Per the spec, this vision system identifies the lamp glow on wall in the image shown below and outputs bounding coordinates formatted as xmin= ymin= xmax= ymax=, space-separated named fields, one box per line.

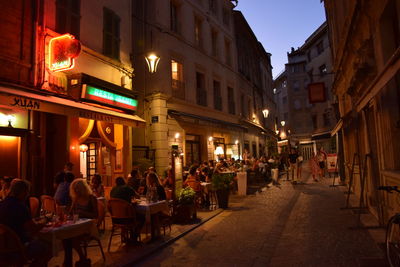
xmin=215 ymin=146 xmax=224 ymax=155
xmin=262 ymin=109 xmax=269 ymax=118
xmin=145 ymin=54 xmax=160 ymax=73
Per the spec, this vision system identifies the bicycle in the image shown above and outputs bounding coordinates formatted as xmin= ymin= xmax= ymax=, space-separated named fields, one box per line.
xmin=378 ymin=185 xmax=400 ymax=267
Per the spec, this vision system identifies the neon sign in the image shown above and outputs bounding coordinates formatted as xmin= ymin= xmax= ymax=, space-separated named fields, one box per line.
xmin=48 ymin=34 xmax=81 ymax=72
xmin=83 ymin=85 xmax=138 ymax=111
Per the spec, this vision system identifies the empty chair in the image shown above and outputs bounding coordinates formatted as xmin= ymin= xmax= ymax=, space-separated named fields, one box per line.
xmin=107 ymin=198 xmax=139 ymax=251
xmin=29 ymin=197 xmax=40 ymax=218
xmin=40 ymin=195 xmax=56 ymax=214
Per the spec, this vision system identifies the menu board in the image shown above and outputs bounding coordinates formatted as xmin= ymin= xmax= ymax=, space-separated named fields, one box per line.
xmin=327 ymin=153 xmax=338 ymax=173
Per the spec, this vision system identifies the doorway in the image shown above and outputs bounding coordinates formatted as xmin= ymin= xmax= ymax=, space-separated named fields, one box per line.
xmin=185 ymin=134 xmax=201 ymax=166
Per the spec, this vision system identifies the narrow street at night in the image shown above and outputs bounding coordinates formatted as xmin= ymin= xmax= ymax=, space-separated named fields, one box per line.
xmin=137 ymin=164 xmax=386 ymax=267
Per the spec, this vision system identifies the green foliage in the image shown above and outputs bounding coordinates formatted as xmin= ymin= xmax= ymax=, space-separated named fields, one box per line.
xmin=178 ymin=187 xmax=196 ymax=205
xmin=133 ymin=158 xmax=154 ymax=173
xmin=212 ymin=172 xmax=235 ymax=190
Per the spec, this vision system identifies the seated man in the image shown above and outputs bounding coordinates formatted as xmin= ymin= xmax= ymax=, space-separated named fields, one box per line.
xmin=110 ymin=177 xmax=135 ymax=203
xmin=0 ymin=179 xmax=51 ymax=267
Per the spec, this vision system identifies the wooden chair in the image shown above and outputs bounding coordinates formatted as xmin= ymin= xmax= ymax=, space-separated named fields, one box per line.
xmin=107 ymin=198 xmax=138 ymax=251
xmin=40 ymin=195 xmax=56 ymax=214
xmin=159 ymin=201 xmax=173 ymax=235
xmin=29 ymin=197 xmax=40 ymax=218
xmin=0 ymin=224 xmax=30 ymax=266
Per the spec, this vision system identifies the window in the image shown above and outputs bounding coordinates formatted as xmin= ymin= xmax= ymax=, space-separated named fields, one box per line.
xmin=308 ymin=70 xmax=314 ymax=82
xmin=196 ymin=72 xmax=207 ymax=106
xmin=222 ymin=7 xmax=230 ymax=27
xmin=248 ymin=99 xmax=252 ymax=120
xmin=213 ymin=81 xmax=222 ymax=111
xmin=211 ymin=30 xmax=218 ymax=57
xmin=319 ymin=64 xmax=327 ymax=75
xmin=171 ymin=60 xmax=184 ymax=98
xmin=56 ymin=0 xmax=81 ymax=38
xmin=228 ymin=87 xmax=235 ymax=115
xmin=293 ymin=81 xmax=299 ymax=92
xmin=103 ymin=8 xmax=120 ymax=60
xmin=317 ymin=41 xmax=324 ymax=54
xmin=170 ymin=2 xmax=179 ymax=33
xmin=283 ymin=80 xmax=287 ymax=88
xmin=312 ymin=115 xmax=318 ymax=129
xmin=224 ymin=39 xmax=231 ymax=66
xmin=282 ymin=96 xmax=287 ymax=104
xmin=323 ymin=112 xmax=330 ymax=127
xmin=209 ymin=0 xmax=218 ymax=15
xmin=194 ymin=17 xmax=203 ymax=48
xmin=241 ymin=93 xmax=246 ymax=117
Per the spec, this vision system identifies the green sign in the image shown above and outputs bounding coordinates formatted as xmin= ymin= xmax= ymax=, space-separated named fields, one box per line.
xmin=85 ymin=85 xmax=138 ymax=110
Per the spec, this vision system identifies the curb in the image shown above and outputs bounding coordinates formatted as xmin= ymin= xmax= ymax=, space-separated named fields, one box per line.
xmin=121 ymin=208 xmax=225 ymax=266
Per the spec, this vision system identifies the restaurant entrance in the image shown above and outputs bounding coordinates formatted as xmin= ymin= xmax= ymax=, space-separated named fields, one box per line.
xmin=0 ymin=135 xmax=21 ymax=178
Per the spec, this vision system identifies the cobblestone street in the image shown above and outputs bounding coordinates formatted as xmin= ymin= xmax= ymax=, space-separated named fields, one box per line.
xmin=137 ymin=164 xmax=387 ymax=267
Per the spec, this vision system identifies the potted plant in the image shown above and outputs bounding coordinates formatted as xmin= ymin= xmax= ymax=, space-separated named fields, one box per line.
xmin=174 ymin=187 xmax=196 ymax=223
xmin=212 ymin=172 xmax=235 ymax=209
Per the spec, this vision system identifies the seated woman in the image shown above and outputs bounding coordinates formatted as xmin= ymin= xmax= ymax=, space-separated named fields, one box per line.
xmin=90 ymin=174 xmax=104 ymax=198
xmin=145 ymin=172 xmax=166 ymax=201
xmin=63 ymin=179 xmax=98 ymax=267
xmin=183 ymin=166 xmax=201 ymax=193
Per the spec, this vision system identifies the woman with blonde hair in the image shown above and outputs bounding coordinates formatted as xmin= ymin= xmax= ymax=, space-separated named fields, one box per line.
xmin=63 ymin=179 xmax=98 ymax=267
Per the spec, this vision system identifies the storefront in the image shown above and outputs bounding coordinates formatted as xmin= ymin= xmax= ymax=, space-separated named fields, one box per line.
xmin=0 ymin=85 xmax=144 ymax=194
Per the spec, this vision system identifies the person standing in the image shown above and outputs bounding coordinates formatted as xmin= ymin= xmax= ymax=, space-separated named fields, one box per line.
xmin=310 ymin=153 xmax=321 ymax=182
xmin=53 ymin=162 xmax=74 ymax=190
xmin=288 ymin=148 xmax=299 ymax=184
xmin=317 ymin=147 xmax=327 ymax=178
xmin=297 ymin=152 xmax=304 ymax=181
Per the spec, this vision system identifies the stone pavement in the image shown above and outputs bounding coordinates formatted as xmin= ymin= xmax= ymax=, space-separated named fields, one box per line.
xmin=136 ymin=163 xmax=387 ymax=267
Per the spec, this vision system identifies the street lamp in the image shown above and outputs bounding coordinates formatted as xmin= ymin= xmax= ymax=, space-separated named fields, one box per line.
xmin=262 ymin=109 xmax=269 ymax=118
xmin=145 ymin=54 xmax=160 ymax=73
xmin=281 ymin=120 xmax=286 ymax=127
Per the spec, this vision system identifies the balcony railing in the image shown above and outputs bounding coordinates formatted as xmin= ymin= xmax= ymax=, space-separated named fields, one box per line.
xmin=172 ymin=79 xmax=185 ymax=99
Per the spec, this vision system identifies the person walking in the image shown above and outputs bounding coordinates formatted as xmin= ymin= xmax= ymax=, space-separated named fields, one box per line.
xmin=317 ymin=147 xmax=327 ymax=178
xmin=310 ymin=153 xmax=321 ymax=182
xmin=288 ymin=148 xmax=299 ymax=184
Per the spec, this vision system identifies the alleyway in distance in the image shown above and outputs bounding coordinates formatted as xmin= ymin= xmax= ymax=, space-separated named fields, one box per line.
xmin=137 ymin=163 xmax=386 ymax=267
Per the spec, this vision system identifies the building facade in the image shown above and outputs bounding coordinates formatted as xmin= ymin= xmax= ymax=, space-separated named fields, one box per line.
xmin=132 ymin=0 xmax=276 ymax=178
xmin=274 ymin=22 xmax=336 ymax=160
xmin=324 ymin=0 xmax=400 ymax=224
xmin=0 ymin=0 xmax=144 ymax=195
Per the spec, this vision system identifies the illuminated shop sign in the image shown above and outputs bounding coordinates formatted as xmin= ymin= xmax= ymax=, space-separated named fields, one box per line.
xmin=48 ymin=34 xmax=81 ymax=72
xmin=82 ymin=85 xmax=138 ymax=111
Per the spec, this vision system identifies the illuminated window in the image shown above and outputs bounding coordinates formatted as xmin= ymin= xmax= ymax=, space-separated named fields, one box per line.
xmin=56 ymin=0 xmax=81 ymax=38
xmin=103 ymin=8 xmax=120 ymax=60
xmin=171 ymin=60 xmax=184 ymax=99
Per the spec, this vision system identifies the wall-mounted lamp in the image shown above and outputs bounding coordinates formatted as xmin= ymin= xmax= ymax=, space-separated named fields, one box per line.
xmin=235 ymin=140 xmax=239 ymax=145
xmin=214 ymin=146 xmax=224 ymax=155
xmin=208 ymin=136 xmax=213 ymax=142
xmin=262 ymin=109 xmax=269 ymax=118
xmin=280 ymin=130 xmax=287 ymax=140
xmin=79 ymin=144 xmax=88 ymax=152
xmin=275 ymin=130 xmax=279 ymax=135
xmin=174 ymin=132 xmax=180 ymax=142
xmin=0 ymin=114 xmax=16 ymax=128
xmin=145 ymin=54 xmax=160 ymax=73
xmin=280 ymin=120 xmax=286 ymax=127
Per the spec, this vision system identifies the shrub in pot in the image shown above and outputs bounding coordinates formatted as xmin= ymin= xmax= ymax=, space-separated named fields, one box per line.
xmin=212 ymin=172 xmax=235 ymax=209
xmin=174 ymin=187 xmax=196 ymax=223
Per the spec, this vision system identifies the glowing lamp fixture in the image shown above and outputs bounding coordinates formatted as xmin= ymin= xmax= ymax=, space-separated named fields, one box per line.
xmin=281 ymin=120 xmax=286 ymax=126
xmin=145 ymin=54 xmax=160 ymax=73
xmin=275 ymin=130 xmax=279 ymax=135
xmin=208 ymin=136 xmax=213 ymax=142
xmin=280 ymin=131 xmax=287 ymax=140
xmin=235 ymin=140 xmax=239 ymax=145
xmin=0 ymin=114 xmax=16 ymax=127
xmin=79 ymin=144 xmax=89 ymax=152
xmin=215 ymin=146 xmax=224 ymax=155
xmin=262 ymin=109 xmax=269 ymax=118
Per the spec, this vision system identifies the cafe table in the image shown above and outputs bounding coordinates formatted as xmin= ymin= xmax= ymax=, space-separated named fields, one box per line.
xmin=39 ymin=218 xmax=98 ymax=256
xmin=134 ymin=199 xmax=170 ymax=239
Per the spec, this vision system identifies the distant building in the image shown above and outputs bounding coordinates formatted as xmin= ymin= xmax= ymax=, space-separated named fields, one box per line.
xmin=274 ymin=22 xmax=336 ymax=159
xmin=324 ymin=0 xmax=400 ymax=224
xmin=132 ymin=0 xmax=276 ymax=174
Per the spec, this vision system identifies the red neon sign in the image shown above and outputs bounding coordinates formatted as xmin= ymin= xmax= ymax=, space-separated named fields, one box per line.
xmin=48 ymin=34 xmax=81 ymax=72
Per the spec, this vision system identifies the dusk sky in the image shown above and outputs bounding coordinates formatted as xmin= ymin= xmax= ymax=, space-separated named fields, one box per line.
xmin=235 ymin=0 xmax=326 ymax=78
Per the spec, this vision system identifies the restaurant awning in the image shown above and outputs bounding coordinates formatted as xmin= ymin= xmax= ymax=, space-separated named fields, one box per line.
xmin=330 ymin=119 xmax=343 ymax=136
xmin=311 ymin=131 xmax=331 ymax=140
xmin=0 ymin=85 xmax=145 ymax=127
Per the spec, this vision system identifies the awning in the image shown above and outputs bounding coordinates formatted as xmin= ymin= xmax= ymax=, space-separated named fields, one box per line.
xmin=0 ymin=86 xmax=145 ymax=127
xmin=330 ymin=119 xmax=343 ymax=136
xmin=311 ymin=131 xmax=331 ymax=140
